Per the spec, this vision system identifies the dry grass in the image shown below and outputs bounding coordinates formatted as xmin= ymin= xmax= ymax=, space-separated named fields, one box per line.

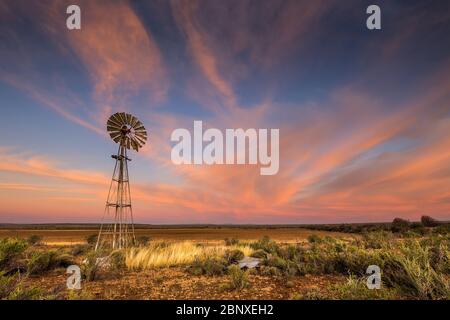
xmin=125 ymin=241 xmax=253 ymax=270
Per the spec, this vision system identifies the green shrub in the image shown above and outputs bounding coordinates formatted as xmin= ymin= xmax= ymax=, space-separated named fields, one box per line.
xmin=186 ymin=257 xmax=227 ymax=276
xmin=81 ymin=251 xmax=103 ymax=281
xmin=250 ymin=236 xmax=279 ymax=255
xmin=0 ymin=272 xmax=42 ymax=300
xmin=429 ymin=242 xmax=450 ymax=274
xmin=433 ymin=224 xmax=450 ymax=235
xmin=0 ymin=271 xmax=16 ymax=298
xmin=0 ymin=238 xmax=28 ymax=271
xmin=224 ymin=249 xmax=244 ymax=264
xmin=26 ymin=235 xmax=43 ymax=246
xmin=7 ymin=284 xmax=42 ymax=300
xmin=227 ymin=265 xmax=250 ymax=290
xmin=250 ymin=249 xmax=268 ymax=259
xmin=67 ymin=289 xmax=94 ymax=300
xmin=27 ymin=250 xmax=74 ymax=275
xmin=332 ymin=276 xmax=397 ymax=300
xmin=224 ymin=238 xmax=239 ymax=246
xmin=108 ymin=250 xmax=126 ymax=271
xmin=362 ymin=231 xmax=394 ymax=249
xmin=382 ymin=240 xmax=450 ymax=299
xmin=307 ymin=234 xmax=322 ymax=244
xmin=259 ymin=266 xmax=280 ymax=276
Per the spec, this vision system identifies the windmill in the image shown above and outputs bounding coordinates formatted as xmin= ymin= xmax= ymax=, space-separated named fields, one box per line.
xmin=95 ymin=112 xmax=147 ymax=250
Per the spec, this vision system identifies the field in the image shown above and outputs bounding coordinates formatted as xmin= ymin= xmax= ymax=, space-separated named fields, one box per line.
xmin=0 ymin=220 xmax=449 ymax=300
xmin=0 ymin=226 xmax=349 ymax=245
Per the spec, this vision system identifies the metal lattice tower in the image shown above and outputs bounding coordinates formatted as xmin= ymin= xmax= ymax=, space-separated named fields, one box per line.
xmin=95 ymin=112 xmax=147 ymax=250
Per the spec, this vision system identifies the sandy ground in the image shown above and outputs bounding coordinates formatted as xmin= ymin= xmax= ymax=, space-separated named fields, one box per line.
xmin=25 ymin=267 xmax=345 ymax=300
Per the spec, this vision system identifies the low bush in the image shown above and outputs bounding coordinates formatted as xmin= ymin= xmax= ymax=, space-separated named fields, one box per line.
xmin=186 ymin=256 xmax=228 ymax=276
xmin=224 ymin=249 xmax=244 ymax=264
xmin=381 ymin=240 xmax=450 ymax=299
xmin=250 ymin=236 xmax=279 ymax=255
xmin=81 ymin=251 xmax=103 ymax=281
xmin=227 ymin=265 xmax=250 ymax=290
xmin=362 ymin=231 xmax=394 ymax=249
xmin=0 ymin=272 xmax=42 ymax=300
xmin=0 ymin=238 xmax=28 ymax=271
xmin=307 ymin=234 xmax=322 ymax=244
xmin=250 ymin=249 xmax=268 ymax=259
xmin=27 ymin=250 xmax=74 ymax=275
xmin=108 ymin=250 xmax=126 ymax=271
xmin=433 ymin=224 xmax=450 ymax=235
xmin=332 ymin=276 xmax=398 ymax=300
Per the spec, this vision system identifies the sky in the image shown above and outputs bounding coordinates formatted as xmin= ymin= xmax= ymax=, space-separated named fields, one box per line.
xmin=0 ymin=0 xmax=450 ymax=224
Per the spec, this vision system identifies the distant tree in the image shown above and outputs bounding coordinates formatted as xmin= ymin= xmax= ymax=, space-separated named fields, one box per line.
xmin=421 ymin=215 xmax=440 ymax=227
xmin=391 ymin=218 xmax=410 ymax=233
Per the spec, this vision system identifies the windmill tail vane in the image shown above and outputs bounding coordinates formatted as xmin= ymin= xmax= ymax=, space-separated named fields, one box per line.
xmin=95 ymin=112 xmax=147 ymax=251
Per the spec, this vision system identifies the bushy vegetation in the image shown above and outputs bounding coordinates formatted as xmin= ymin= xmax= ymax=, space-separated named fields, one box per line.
xmin=27 ymin=250 xmax=74 ymax=275
xmin=81 ymin=250 xmax=103 ymax=281
xmin=244 ymin=232 xmax=450 ymax=299
xmin=0 ymin=238 xmax=28 ymax=272
xmin=302 ymin=215 xmax=447 ymax=235
xmin=0 ymin=272 xmax=43 ymax=300
xmin=224 ymin=249 xmax=244 ymax=264
xmin=331 ymin=276 xmax=398 ymax=300
xmin=187 ymin=256 xmax=228 ymax=276
xmin=0 ymin=220 xmax=448 ymax=300
xmin=226 ymin=265 xmax=250 ymax=290
xmin=26 ymin=235 xmax=43 ymax=246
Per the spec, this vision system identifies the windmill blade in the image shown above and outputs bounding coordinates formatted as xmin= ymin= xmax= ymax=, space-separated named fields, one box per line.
xmin=133 ymin=119 xmax=144 ymax=130
xmin=125 ymin=113 xmax=133 ymax=125
xmin=107 ymin=115 xmax=122 ymax=128
xmin=109 ymin=132 xmax=121 ymax=140
xmin=130 ymin=115 xmax=139 ymax=128
xmin=135 ymin=133 xmax=147 ymax=144
xmin=134 ymin=135 xmax=146 ymax=147
xmin=107 ymin=123 xmax=121 ymax=133
xmin=111 ymin=113 xmax=124 ymax=126
xmin=117 ymin=112 xmax=127 ymax=125
xmin=130 ymin=138 xmax=139 ymax=151
xmin=131 ymin=136 xmax=143 ymax=148
xmin=135 ymin=129 xmax=147 ymax=138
